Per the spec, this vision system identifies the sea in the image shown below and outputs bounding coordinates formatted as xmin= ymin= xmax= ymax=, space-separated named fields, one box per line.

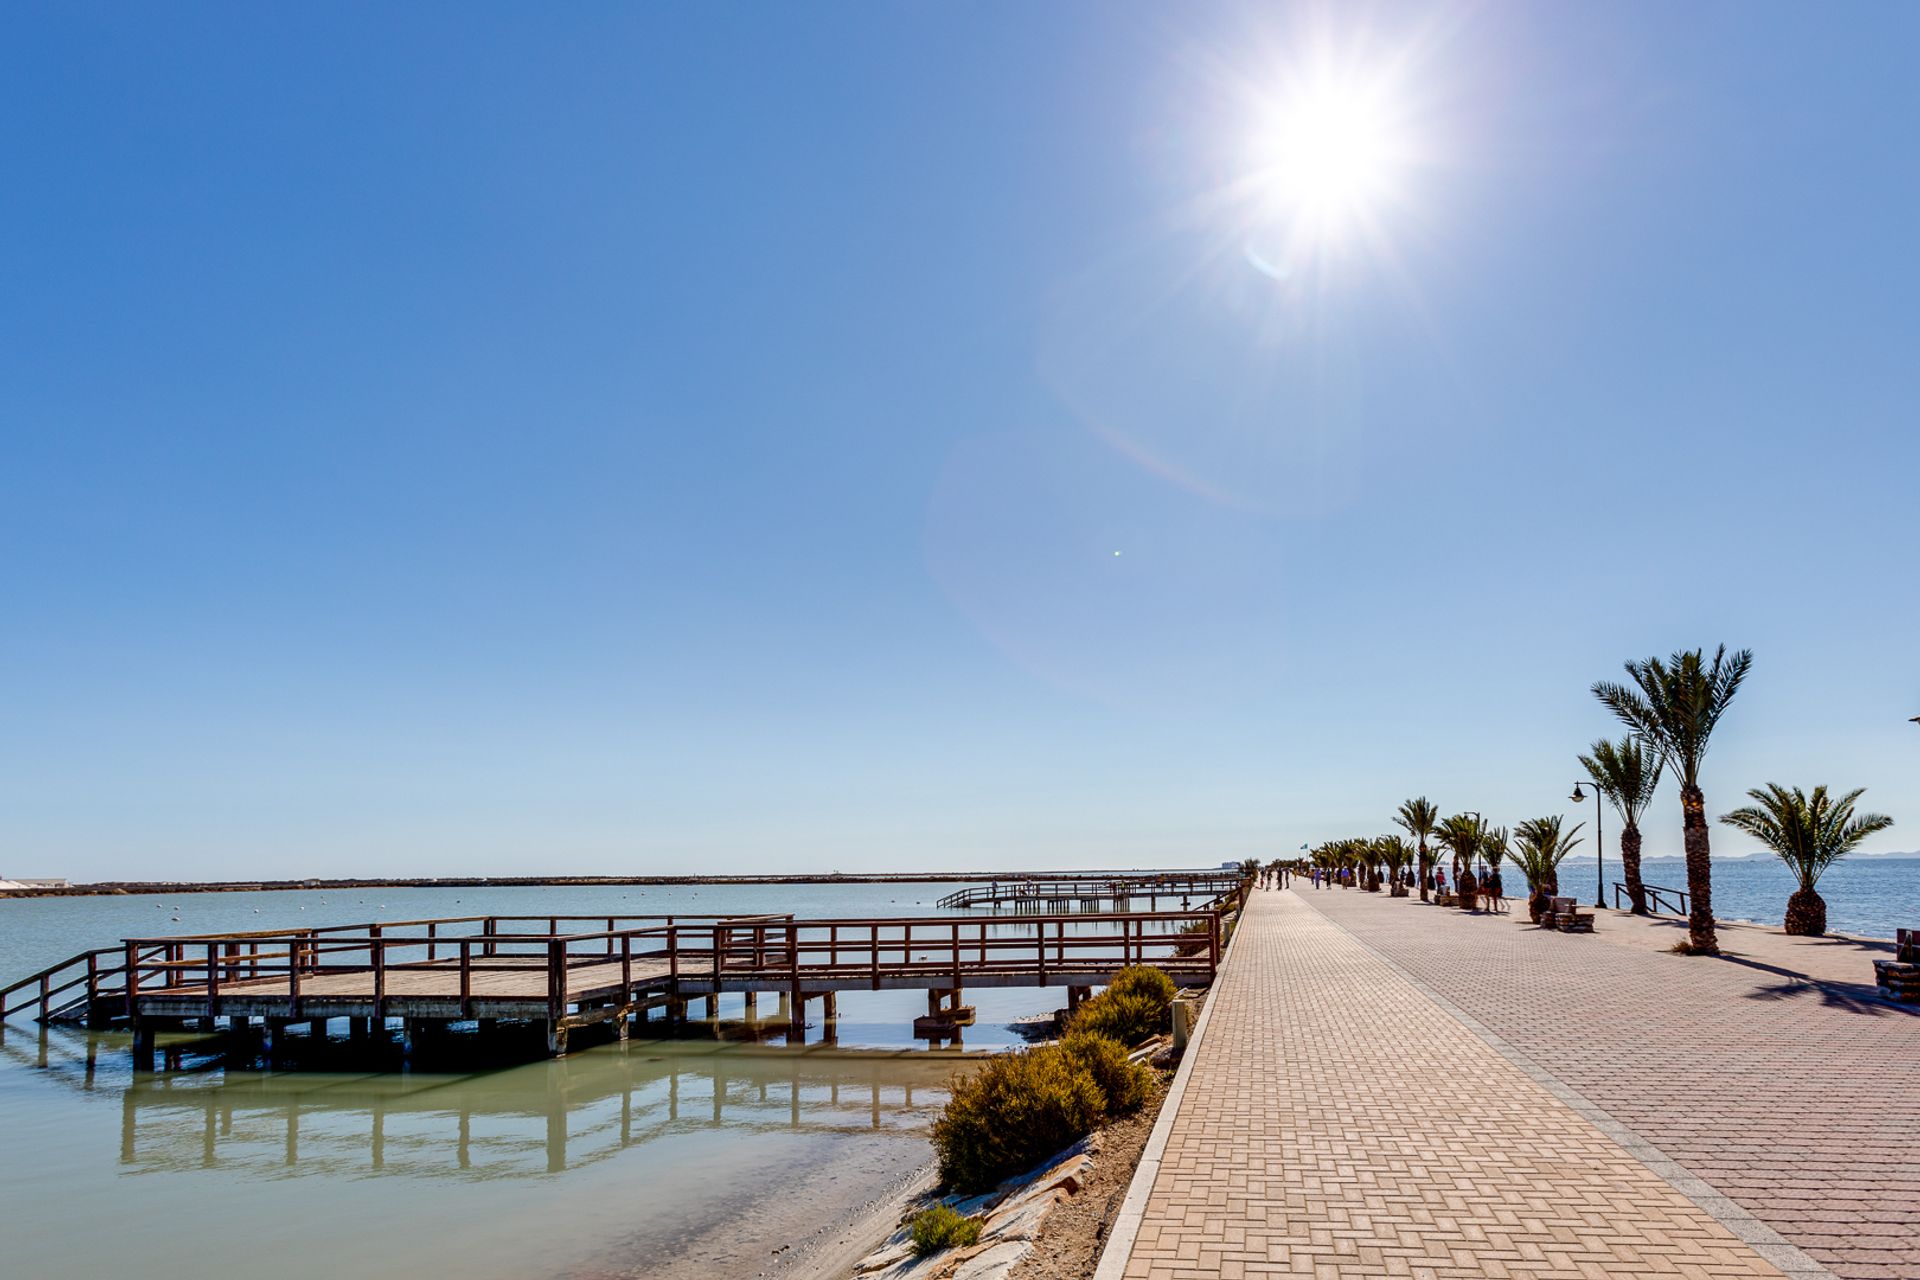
xmin=1549 ymin=853 xmax=1920 ymax=939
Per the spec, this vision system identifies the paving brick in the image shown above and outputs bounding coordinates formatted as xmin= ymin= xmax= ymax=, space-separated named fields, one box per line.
xmin=1305 ymin=888 xmax=1918 ymax=1280
xmin=1117 ymin=890 xmax=1793 ymax=1279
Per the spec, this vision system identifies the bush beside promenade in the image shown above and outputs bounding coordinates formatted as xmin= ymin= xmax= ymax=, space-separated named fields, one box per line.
xmin=931 ymin=966 xmax=1173 ymax=1192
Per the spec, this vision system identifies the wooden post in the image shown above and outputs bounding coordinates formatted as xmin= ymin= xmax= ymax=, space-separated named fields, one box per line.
xmin=371 ymin=926 xmax=386 ymax=1020
xmin=459 ymin=940 xmax=473 ymax=1018
xmin=1209 ymin=913 xmax=1220 ymax=975
xmin=124 ymin=942 xmax=139 ymax=1020
xmin=547 ymin=938 xmax=565 ymax=1031
xmin=206 ymin=942 xmax=220 ymax=1019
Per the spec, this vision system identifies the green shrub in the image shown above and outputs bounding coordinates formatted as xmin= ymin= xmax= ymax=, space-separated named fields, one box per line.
xmin=931 ymin=1042 xmax=1107 ymax=1192
xmin=1172 ymin=918 xmax=1212 ymax=957
xmin=1066 ymin=965 xmax=1176 ymax=1046
xmin=1106 ymin=964 xmax=1176 ymax=1012
xmin=1059 ymin=1029 xmax=1153 ymax=1114
xmin=910 ymin=1204 xmax=981 ymax=1255
xmin=1068 ymin=990 xmax=1162 ymax=1045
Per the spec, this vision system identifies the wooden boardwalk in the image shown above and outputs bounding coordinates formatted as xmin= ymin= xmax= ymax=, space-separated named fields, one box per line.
xmin=2 ymin=907 xmax=1226 ymax=1063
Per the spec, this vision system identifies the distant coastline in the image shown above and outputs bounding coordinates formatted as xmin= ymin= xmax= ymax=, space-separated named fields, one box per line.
xmin=0 ymin=868 xmax=1222 ymax=899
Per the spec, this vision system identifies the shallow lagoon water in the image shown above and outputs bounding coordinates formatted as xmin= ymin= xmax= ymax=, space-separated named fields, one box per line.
xmin=0 ymin=880 xmax=1132 ymax=1280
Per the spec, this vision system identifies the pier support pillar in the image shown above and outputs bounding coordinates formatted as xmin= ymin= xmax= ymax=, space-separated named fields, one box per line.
xmin=347 ymin=1017 xmax=370 ymax=1043
xmin=544 ymin=1021 xmax=569 ymax=1058
xmin=743 ymin=992 xmax=758 ymax=1022
xmin=1067 ymin=985 xmax=1091 ymax=1015
xmin=131 ymin=1024 xmax=156 ymax=1072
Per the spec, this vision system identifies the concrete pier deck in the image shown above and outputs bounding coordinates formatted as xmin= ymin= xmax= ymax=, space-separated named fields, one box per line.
xmin=1099 ymin=886 xmax=1918 ymax=1279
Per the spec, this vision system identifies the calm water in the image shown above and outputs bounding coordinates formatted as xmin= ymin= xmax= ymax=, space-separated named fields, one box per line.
xmin=1551 ymin=854 xmax=1920 ymax=939
xmin=0 ymin=879 xmax=1158 ymax=1280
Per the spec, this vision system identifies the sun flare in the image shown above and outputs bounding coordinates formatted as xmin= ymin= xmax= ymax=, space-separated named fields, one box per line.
xmin=1242 ymin=63 xmax=1414 ymax=259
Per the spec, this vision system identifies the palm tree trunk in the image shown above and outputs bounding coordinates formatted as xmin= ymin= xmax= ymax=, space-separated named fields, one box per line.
xmin=1418 ymin=848 xmax=1430 ymax=902
xmin=1784 ymin=886 xmax=1827 ymax=936
xmin=1620 ymin=823 xmax=1650 ymax=915
xmin=1680 ymin=783 xmax=1719 ymax=954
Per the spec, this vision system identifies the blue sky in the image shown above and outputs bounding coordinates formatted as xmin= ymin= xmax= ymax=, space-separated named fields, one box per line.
xmin=3 ymin=3 xmax=1915 ymax=881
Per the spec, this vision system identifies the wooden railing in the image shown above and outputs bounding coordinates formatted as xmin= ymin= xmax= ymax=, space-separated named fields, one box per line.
xmin=937 ymin=874 xmax=1241 ymax=909
xmin=4 ymin=909 xmax=1222 ymax=1027
xmin=1612 ymin=881 xmax=1691 ymax=915
xmin=0 ymin=948 xmax=129 ymax=1027
xmin=0 ymin=913 xmax=782 ymax=1027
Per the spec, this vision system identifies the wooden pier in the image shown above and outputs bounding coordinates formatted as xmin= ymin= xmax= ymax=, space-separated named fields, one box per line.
xmin=935 ymin=872 xmax=1242 ymax=913
xmin=0 ymin=907 xmax=1225 ymax=1066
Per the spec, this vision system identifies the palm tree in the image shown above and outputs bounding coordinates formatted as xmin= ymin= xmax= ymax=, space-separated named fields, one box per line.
xmin=1510 ymin=815 xmax=1584 ymax=923
xmin=1593 ymin=645 xmax=1753 ymax=954
xmin=1394 ymin=797 xmax=1441 ymax=904
xmin=1719 ymin=784 xmax=1893 ymax=936
xmin=1577 ymin=736 xmax=1665 ymax=916
xmin=1480 ymin=824 xmax=1509 ymax=905
xmin=1376 ymin=835 xmax=1415 ymax=897
xmin=1433 ymin=813 xmax=1486 ymax=908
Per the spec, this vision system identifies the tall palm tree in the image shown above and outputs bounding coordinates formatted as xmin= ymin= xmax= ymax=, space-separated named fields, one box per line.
xmin=1577 ymin=736 xmax=1665 ymax=916
xmin=1480 ymin=824 xmax=1509 ymax=904
xmin=1510 ymin=815 xmax=1584 ymax=924
xmin=1376 ymin=835 xmax=1415 ymax=897
xmin=1433 ymin=813 xmax=1487 ymax=907
xmin=1394 ymin=797 xmax=1441 ymax=904
xmin=1593 ymin=645 xmax=1753 ymax=954
xmin=1719 ymin=784 xmax=1893 ymax=936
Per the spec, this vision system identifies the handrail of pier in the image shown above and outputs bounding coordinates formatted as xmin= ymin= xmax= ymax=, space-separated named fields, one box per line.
xmin=102 ymin=907 xmax=1224 ymax=1024
xmin=0 ymin=947 xmax=133 ymax=1027
xmin=1611 ymin=881 xmax=1691 ymax=916
xmin=936 ymin=873 xmax=1242 ymax=909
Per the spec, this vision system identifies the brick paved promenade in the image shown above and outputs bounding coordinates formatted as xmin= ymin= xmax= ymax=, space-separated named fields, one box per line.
xmin=1110 ymin=888 xmax=1824 ymax=1280
xmin=1306 ymin=888 xmax=1919 ymax=1280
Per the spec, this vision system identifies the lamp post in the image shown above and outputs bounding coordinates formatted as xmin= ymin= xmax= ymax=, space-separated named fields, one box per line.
xmin=1570 ymin=780 xmax=1604 ymax=909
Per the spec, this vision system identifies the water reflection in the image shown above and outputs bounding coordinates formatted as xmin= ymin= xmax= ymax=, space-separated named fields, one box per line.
xmin=9 ymin=1024 xmax=960 ymax=1180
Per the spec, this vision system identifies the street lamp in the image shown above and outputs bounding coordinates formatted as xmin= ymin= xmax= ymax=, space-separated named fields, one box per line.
xmin=1570 ymin=779 xmax=1604 ymax=909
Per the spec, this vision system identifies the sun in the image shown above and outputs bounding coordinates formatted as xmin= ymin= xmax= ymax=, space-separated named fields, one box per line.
xmin=1244 ymin=66 xmax=1411 ymax=251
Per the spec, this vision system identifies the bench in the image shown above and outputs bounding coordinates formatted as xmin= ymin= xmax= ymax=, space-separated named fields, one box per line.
xmin=1873 ymin=928 xmax=1920 ymax=1002
xmin=1543 ymin=895 xmax=1594 ymax=934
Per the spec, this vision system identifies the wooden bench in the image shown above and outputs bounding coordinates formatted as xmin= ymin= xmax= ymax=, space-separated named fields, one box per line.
xmin=1873 ymin=928 xmax=1920 ymax=1002
xmin=1543 ymin=895 xmax=1594 ymax=934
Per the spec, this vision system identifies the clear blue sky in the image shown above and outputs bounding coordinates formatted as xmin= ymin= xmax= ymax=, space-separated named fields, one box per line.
xmin=3 ymin=3 xmax=1914 ymax=881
